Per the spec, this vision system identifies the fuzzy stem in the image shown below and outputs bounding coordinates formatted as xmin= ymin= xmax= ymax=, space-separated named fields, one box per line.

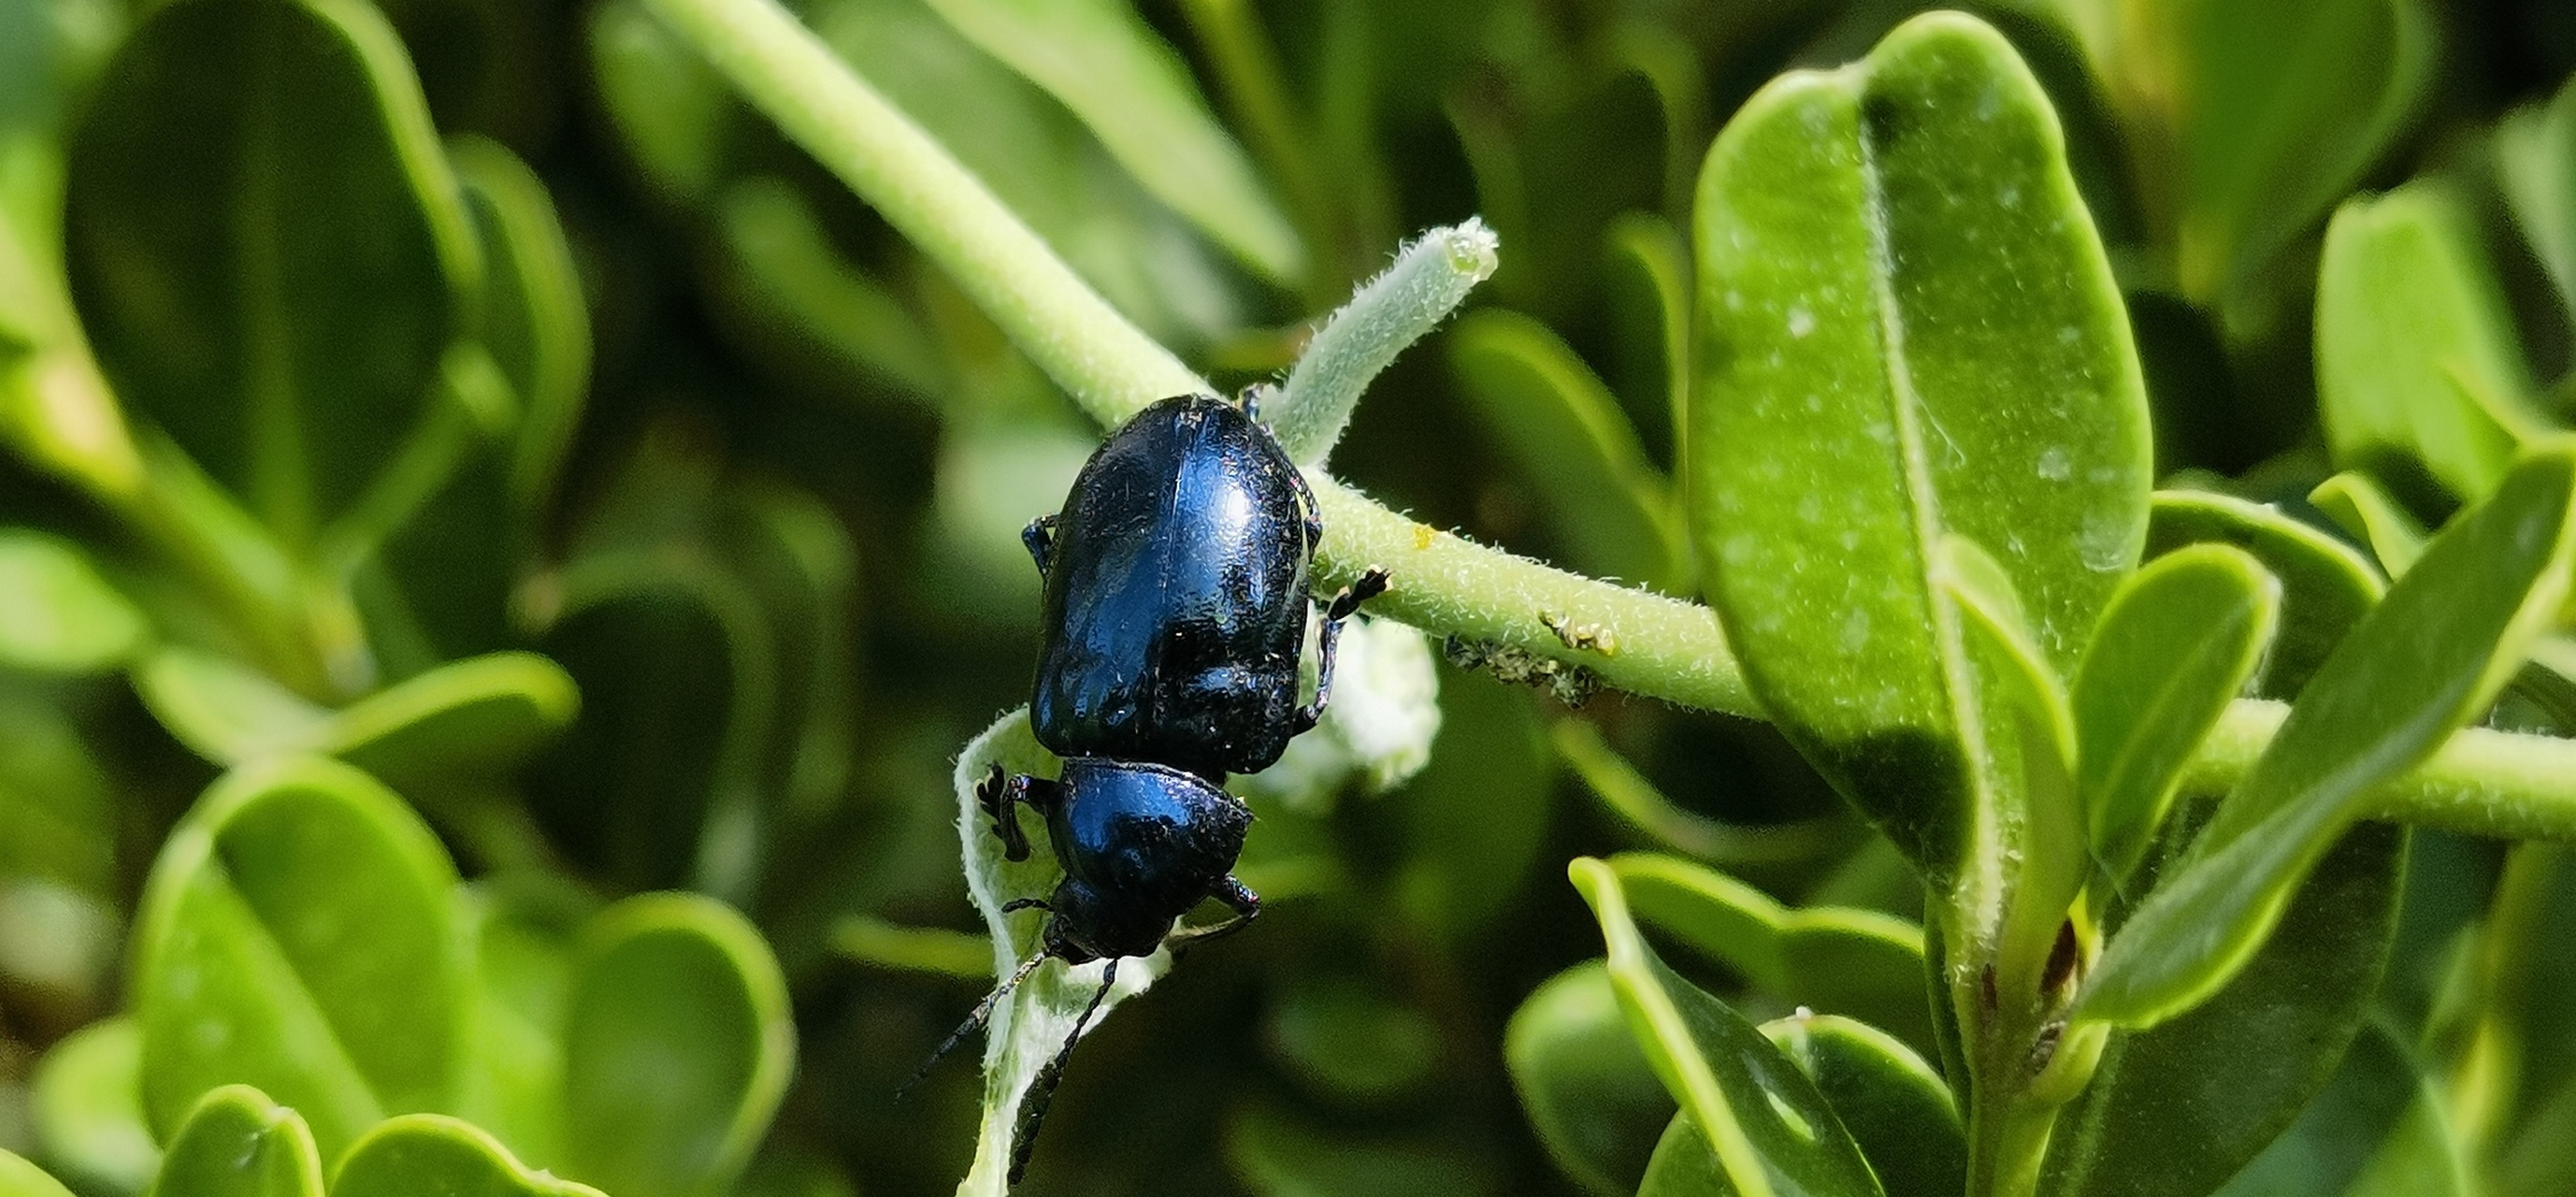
xmin=1271 ymin=218 xmax=1497 ymax=465
xmin=643 ymin=0 xmax=2576 ymax=849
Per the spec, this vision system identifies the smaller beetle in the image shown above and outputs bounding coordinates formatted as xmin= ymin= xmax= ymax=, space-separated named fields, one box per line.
xmin=908 ymin=393 xmax=1386 ymax=1184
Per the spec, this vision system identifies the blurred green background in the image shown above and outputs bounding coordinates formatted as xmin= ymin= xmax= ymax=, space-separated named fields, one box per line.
xmin=5 ymin=0 xmax=2576 ymax=1193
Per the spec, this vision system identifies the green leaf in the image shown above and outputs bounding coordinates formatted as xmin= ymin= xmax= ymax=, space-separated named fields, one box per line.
xmin=2210 ymin=1023 xmax=2455 ymax=1197
xmin=0 ymin=1150 xmax=76 ymax=1197
xmin=1689 ymin=12 xmax=2150 ymax=889
xmin=132 ymin=757 xmax=465 ymax=1160
xmin=1606 ymin=853 xmax=1934 ymax=1061
xmin=333 ymin=1115 xmax=607 ymax=1197
xmin=2145 ymin=488 xmax=2383 ymax=698
xmin=449 ymin=136 xmax=590 ymax=512
xmin=2497 ymin=72 xmax=2576 ymax=322
xmin=0 ymin=688 xmax=117 ymax=895
xmin=2310 ymin=471 xmax=2428 ymax=577
xmin=0 ymin=528 xmax=142 ymax=672
xmin=1761 ymin=1014 xmax=1964 ymax=1197
xmin=1263 ymin=974 xmax=1442 ymax=1105
xmin=1225 ymin=1103 xmax=1501 ymax=1197
xmin=827 ymin=915 xmax=990 ymax=980
xmin=951 ymin=709 xmax=1171 ymax=1195
xmin=2083 ymin=444 xmax=2576 ymax=1028
xmin=561 ymin=892 xmax=794 ymax=1197
xmin=2072 ymin=544 xmax=2281 ymax=893
xmin=1568 ymin=858 xmax=1884 ymax=1197
xmin=135 ymin=649 xmax=579 ymax=783
xmin=146 ymin=1086 xmax=324 ymax=1197
xmin=452 ymin=875 xmax=593 ymax=1172
xmin=711 ymin=177 xmax=945 ymax=402
xmin=588 ymin=0 xmax=735 ymax=203
xmin=30 ymin=1017 xmax=160 ymax=1194
xmin=1603 ymin=212 xmax=1692 ymax=474
xmin=64 ymin=0 xmax=479 ymax=550
xmin=1636 ymin=1111 xmax=1728 ymax=1197
xmin=711 ymin=480 xmax=859 ymax=820
xmin=920 ymin=0 xmax=1302 ymax=283
xmin=1447 ymin=308 xmax=1682 ymax=591
xmin=1504 ymin=961 xmax=1674 ymax=1197
xmin=1550 ymin=719 xmax=1852 ymax=870
xmin=2316 ymin=181 xmax=2543 ymax=505
xmin=2147 ymin=0 xmax=2435 ymax=306
xmin=1391 ymin=665 xmax=1549 ymax=942
xmin=2038 ymin=821 xmax=2403 ymax=1197
xmin=0 ymin=137 xmax=146 ymax=498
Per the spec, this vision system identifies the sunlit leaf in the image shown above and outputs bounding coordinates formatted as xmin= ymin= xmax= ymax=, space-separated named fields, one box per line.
xmin=147 ymin=1085 xmax=323 ymax=1197
xmin=1763 ymin=1013 xmax=1963 ymax=1197
xmin=2145 ymin=489 xmax=2382 ymax=698
xmin=0 ymin=527 xmax=141 ymax=672
xmin=1505 ymin=961 xmax=1673 ymax=1197
xmin=336 ymin=1115 xmax=608 ymax=1197
xmin=29 ymin=1017 xmax=160 ymax=1194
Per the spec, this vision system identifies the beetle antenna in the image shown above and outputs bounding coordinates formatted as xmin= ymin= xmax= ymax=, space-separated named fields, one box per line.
xmin=897 ymin=951 xmax=1050 ymax=1103
xmin=1009 ymin=958 xmax=1118 ymax=1184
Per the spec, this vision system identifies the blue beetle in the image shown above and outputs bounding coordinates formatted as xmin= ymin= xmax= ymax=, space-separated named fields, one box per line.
xmin=925 ymin=393 xmax=1385 ymax=1183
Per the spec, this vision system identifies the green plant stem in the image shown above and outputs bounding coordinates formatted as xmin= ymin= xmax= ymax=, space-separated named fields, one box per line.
xmin=646 ymin=0 xmax=2576 ymax=848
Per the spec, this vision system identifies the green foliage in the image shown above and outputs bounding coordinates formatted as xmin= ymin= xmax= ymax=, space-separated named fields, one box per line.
xmin=9 ymin=0 xmax=2576 ymax=1193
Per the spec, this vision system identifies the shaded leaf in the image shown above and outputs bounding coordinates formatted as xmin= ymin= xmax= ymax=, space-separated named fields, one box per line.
xmin=2310 ymin=471 xmax=2428 ymax=577
xmin=65 ymin=0 xmax=479 ymax=549
xmin=136 ymin=649 xmax=579 ymax=783
xmin=2084 ymin=444 xmax=2576 ymax=1028
xmin=1448 ymin=308 xmax=1682 ymax=590
xmin=0 ymin=528 xmax=142 ymax=672
xmin=449 ymin=136 xmax=590 ymax=511
xmin=1505 ymin=961 xmax=1673 ymax=1197
xmin=561 ymin=893 xmax=794 ymax=1197
xmin=2145 ymin=489 xmax=2382 ymax=698
xmin=712 ymin=177 xmax=944 ymax=402
xmin=2211 ymin=1024 xmax=2454 ymax=1197
xmin=2497 ymin=71 xmax=2576 ymax=322
xmin=30 ymin=1017 xmax=160 ymax=1193
xmin=1569 ymin=857 xmax=1883 ymax=1197
xmin=587 ymin=0 xmax=734 ymax=202
xmin=2039 ymin=822 xmax=2403 ymax=1197
xmin=1225 ymin=1103 xmax=1500 ymax=1197
xmin=1551 ymin=719 xmax=1851 ymax=870
xmin=1761 ymin=1013 xmax=1964 ymax=1197
xmin=1608 ymin=853 xmax=1933 ymax=1060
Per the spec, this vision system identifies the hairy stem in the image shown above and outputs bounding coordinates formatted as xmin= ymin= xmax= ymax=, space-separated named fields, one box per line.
xmin=643 ymin=0 xmax=2576 ymax=846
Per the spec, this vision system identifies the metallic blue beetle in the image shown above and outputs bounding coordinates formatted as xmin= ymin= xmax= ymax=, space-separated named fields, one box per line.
xmin=945 ymin=392 xmax=1385 ymax=1182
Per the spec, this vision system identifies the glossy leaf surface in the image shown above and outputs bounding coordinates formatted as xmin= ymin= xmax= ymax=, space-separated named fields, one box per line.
xmin=562 ymin=893 xmax=793 ymax=1197
xmin=132 ymin=757 xmax=464 ymax=1160
xmin=2316 ymin=182 xmax=2540 ymax=504
xmin=1505 ymin=961 xmax=1673 ymax=1196
xmin=2085 ymin=445 xmax=2576 ymax=1027
xmin=1762 ymin=1014 xmax=1964 ymax=1197
xmin=1570 ymin=857 xmax=1883 ymax=1197
xmin=1690 ymin=12 xmax=2149 ymax=887
xmin=2073 ymin=544 xmax=2280 ymax=892
xmin=147 ymin=1085 xmax=324 ymax=1197
xmin=335 ymin=1115 xmax=608 ymax=1197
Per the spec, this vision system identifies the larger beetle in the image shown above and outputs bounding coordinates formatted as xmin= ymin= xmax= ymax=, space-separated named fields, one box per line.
xmin=937 ymin=392 xmax=1386 ymax=1184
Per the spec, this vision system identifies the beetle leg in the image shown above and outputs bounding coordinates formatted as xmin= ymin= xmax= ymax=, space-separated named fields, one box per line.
xmin=1021 ymin=514 xmax=1059 ymax=575
xmin=1293 ymin=567 xmax=1392 ymax=732
xmin=1000 ymin=897 xmax=1053 ymax=915
xmin=897 ymin=951 xmax=1050 ymax=1103
xmin=1165 ymin=874 xmax=1261 ymax=957
xmin=1009 ymin=957 xmax=1117 ymax=1185
xmin=977 ymin=766 xmax=1062 ymax=863
xmin=1235 ymin=382 xmax=1273 ymax=423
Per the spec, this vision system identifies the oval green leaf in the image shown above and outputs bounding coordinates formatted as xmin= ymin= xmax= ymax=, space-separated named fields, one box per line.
xmin=449 ymin=136 xmax=591 ymax=511
xmin=2497 ymin=72 xmax=2576 ymax=322
xmin=2073 ymin=544 xmax=2281 ymax=893
xmin=2083 ymin=443 xmax=2576 ymax=1028
xmin=2310 ymin=471 xmax=2428 ymax=578
xmin=1551 ymin=719 xmax=1852 ymax=870
xmin=1690 ymin=11 xmax=2150 ymax=887
xmin=0 ymin=527 xmax=142 ymax=672
xmin=132 ymin=757 xmax=465 ymax=1160
xmin=0 ymin=1151 xmax=76 ymax=1197
xmin=1504 ymin=961 xmax=1674 ymax=1196
xmin=2316 ymin=181 xmax=2542 ymax=506
xmin=333 ymin=1115 xmax=606 ymax=1197
xmin=2144 ymin=489 xmax=2383 ymax=698
xmin=1568 ymin=857 xmax=1883 ymax=1197
xmin=146 ymin=1085 xmax=324 ymax=1197
xmin=64 ymin=0 xmax=478 ymax=549
xmin=561 ymin=892 xmax=793 ymax=1197
xmin=1607 ymin=853 xmax=1933 ymax=1060
xmin=1762 ymin=1014 xmax=1964 ymax=1197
